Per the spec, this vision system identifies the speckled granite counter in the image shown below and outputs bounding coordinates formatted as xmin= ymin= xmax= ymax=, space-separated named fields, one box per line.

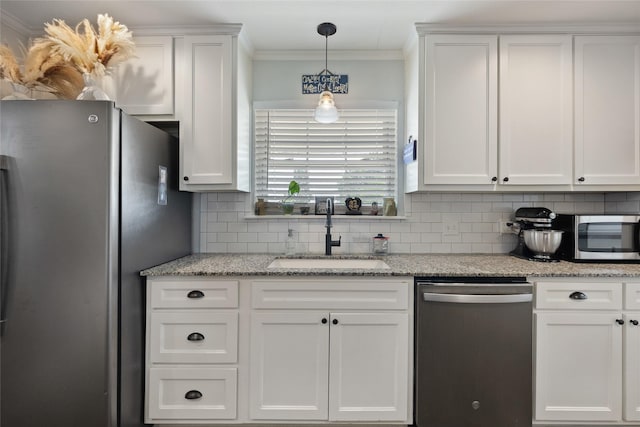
xmin=140 ymin=253 xmax=640 ymax=278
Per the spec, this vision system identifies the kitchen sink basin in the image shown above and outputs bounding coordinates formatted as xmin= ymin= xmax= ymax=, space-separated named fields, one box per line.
xmin=267 ymin=258 xmax=391 ymax=270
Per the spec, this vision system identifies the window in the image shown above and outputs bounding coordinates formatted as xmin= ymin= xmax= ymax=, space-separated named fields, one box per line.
xmin=254 ymin=108 xmax=398 ymax=209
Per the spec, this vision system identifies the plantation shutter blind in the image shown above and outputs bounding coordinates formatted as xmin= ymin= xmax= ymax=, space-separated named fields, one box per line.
xmin=254 ymin=109 xmax=397 ymax=205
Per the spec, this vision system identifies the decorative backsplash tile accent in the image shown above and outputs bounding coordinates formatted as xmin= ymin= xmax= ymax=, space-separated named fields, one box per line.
xmin=197 ymin=192 xmax=637 ymax=255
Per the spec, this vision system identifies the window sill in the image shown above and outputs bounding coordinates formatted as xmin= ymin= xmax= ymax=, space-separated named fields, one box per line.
xmin=244 ymin=214 xmax=407 ymax=220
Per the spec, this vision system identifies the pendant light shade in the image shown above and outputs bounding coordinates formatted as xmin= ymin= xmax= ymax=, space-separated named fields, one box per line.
xmin=314 ymin=90 xmax=339 ymax=123
xmin=313 ymin=22 xmax=339 ymax=124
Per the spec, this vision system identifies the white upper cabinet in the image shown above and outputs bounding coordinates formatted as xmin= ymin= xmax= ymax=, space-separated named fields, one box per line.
xmin=420 ymin=33 xmax=573 ymax=188
xmin=179 ymin=32 xmax=251 ymax=192
xmin=422 ymin=34 xmax=498 ymax=185
xmin=181 ymin=35 xmax=233 ymax=187
xmin=111 ymin=36 xmax=174 ymax=116
xmin=499 ymin=35 xmax=573 ymax=185
xmin=410 ymin=25 xmax=640 ymax=192
xmin=574 ymin=35 xmax=640 ymax=186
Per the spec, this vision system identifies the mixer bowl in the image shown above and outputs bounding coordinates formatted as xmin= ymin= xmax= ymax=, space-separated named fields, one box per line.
xmin=523 ymin=229 xmax=564 ymax=258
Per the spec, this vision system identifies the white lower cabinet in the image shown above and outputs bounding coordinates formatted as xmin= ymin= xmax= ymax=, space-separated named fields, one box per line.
xmin=534 ymin=280 xmax=640 ymax=425
xmin=249 ymin=311 xmax=330 ymax=420
xmin=328 ymin=312 xmax=409 ymax=421
xmin=145 ymin=278 xmax=240 ymax=423
xmin=146 ymin=275 xmax=413 ymax=424
xmin=249 ymin=278 xmax=412 ymax=423
xmin=250 ymin=311 xmax=409 ymax=421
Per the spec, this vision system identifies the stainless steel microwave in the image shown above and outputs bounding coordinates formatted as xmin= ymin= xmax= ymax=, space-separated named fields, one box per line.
xmin=555 ymin=214 xmax=640 ymax=262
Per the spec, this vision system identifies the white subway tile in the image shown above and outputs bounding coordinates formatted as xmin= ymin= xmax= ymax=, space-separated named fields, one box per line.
xmin=196 ymin=191 xmax=640 ymax=255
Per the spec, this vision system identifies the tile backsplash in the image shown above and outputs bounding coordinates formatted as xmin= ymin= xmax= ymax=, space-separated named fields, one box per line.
xmin=197 ymin=192 xmax=640 ymax=255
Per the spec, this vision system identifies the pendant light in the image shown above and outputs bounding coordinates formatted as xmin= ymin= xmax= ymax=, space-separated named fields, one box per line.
xmin=314 ymin=22 xmax=339 ymax=124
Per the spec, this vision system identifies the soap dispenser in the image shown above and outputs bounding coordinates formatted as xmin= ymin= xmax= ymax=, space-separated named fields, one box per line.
xmin=285 ymin=229 xmax=296 ymax=256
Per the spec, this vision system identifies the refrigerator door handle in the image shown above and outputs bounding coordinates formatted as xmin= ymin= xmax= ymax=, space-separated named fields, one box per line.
xmin=0 ymin=155 xmax=9 ymax=329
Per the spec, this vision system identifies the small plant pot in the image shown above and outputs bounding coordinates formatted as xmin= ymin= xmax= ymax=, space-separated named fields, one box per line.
xmin=281 ymin=203 xmax=294 ymax=215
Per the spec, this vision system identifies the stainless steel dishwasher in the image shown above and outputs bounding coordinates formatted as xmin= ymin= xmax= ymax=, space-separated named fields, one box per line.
xmin=414 ymin=277 xmax=533 ymax=427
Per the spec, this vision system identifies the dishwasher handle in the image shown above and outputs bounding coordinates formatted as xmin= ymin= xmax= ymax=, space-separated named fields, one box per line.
xmin=422 ymin=292 xmax=532 ymax=304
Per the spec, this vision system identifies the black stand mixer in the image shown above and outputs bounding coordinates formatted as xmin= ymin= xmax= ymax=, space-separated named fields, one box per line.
xmin=509 ymin=207 xmax=561 ymax=262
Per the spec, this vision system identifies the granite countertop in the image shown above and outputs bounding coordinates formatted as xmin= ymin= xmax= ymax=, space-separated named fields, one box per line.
xmin=140 ymin=253 xmax=640 ymax=278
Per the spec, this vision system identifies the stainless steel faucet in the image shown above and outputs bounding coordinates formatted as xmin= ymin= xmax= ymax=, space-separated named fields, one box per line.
xmin=325 ymin=198 xmax=341 ymax=255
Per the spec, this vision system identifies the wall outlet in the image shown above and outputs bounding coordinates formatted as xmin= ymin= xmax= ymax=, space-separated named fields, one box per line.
xmin=498 ymin=220 xmax=514 ymax=234
xmin=443 ymin=218 xmax=459 ymax=236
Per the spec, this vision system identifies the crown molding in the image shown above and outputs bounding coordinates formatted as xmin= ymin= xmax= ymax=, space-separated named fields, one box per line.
xmin=130 ymin=23 xmax=243 ymax=37
xmin=402 ymin=31 xmax=418 ymax=58
xmin=253 ymin=49 xmax=403 ymax=61
xmin=415 ymin=22 xmax=640 ymax=35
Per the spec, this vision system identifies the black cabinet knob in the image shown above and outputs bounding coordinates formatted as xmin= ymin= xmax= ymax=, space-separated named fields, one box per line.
xmin=332 ymin=319 xmax=338 ymax=325
xmin=321 ymin=318 xmax=328 ymax=324
xmin=631 ymin=319 xmax=639 ymax=326
xmin=187 ymin=332 xmax=205 ymax=341
xmin=183 ymin=176 xmax=189 ymax=181
xmin=187 ymin=290 xmax=205 ymax=299
xmin=185 ymin=390 xmax=202 ymax=400
xmin=616 ymin=319 xmax=625 ymax=325
xmin=578 ymin=177 xmax=585 ymax=182
xmin=491 ymin=176 xmax=497 ymax=182
xmin=502 ymin=177 xmax=509 ymax=182
xmin=569 ymin=291 xmax=587 ymax=300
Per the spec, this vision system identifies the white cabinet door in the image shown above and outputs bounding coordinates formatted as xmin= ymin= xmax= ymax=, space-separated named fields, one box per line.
xmin=249 ymin=311 xmax=329 ymax=420
xmin=180 ymin=35 xmax=233 ymax=187
xmin=423 ymin=35 xmax=498 ymax=185
xmin=111 ymin=36 xmax=174 ymax=115
xmin=574 ymin=36 xmax=640 ymax=185
xmin=328 ymin=312 xmax=408 ymax=421
xmin=624 ymin=311 xmax=640 ymax=421
xmin=499 ymin=35 xmax=572 ymax=185
xmin=535 ymin=312 xmax=622 ymax=421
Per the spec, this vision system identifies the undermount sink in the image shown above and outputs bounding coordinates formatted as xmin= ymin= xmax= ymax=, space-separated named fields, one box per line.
xmin=267 ymin=258 xmax=391 ymax=270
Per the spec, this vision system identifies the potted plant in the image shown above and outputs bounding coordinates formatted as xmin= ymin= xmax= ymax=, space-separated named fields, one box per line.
xmin=281 ymin=180 xmax=300 ymax=214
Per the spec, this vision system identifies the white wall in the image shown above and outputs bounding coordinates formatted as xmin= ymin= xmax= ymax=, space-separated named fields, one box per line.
xmin=253 ymin=57 xmax=405 ymax=106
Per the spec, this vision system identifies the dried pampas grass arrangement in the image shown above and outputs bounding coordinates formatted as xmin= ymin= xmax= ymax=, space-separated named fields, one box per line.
xmin=45 ymin=14 xmax=135 ymax=77
xmin=0 ymin=45 xmax=22 ymax=83
xmin=0 ymin=40 xmax=84 ymax=99
xmin=23 ymin=39 xmax=85 ymax=99
xmin=0 ymin=13 xmax=134 ymax=99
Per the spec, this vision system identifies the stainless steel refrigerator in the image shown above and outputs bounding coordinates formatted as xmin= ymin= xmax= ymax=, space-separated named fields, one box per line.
xmin=0 ymin=100 xmax=192 ymax=427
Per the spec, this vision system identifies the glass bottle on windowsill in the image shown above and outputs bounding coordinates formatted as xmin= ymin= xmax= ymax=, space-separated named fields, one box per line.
xmin=285 ymin=229 xmax=296 ymax=256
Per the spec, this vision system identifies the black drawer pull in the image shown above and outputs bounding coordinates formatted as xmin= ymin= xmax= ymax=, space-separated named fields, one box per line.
xmin=187 ymin=290 xmax=205 ymax=299
xmin=631 ymin=319 xmax=639 ymax=326
xmin=616 ymin=319 xmax=625 ymax=325
xmin=185 ymin=390 xmax=202 ymax=400
xmin=569 ymin=291 xmax=587 ymax=300
xmin=332 ymin=318 xmax=338 ymax=325
xmin=187 ymin=332 xmax=205 ymax=341
xmin=321 ymin=318 xmax=328 ymax=324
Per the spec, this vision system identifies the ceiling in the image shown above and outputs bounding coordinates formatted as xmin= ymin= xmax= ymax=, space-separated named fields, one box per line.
xmin=2 ymin=0 xmax=640 ymax=52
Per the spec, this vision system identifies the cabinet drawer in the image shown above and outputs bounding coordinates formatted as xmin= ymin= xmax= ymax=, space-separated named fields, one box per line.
xmin=251 ymin=279 xmax=409 ymax=310
xmin=535 ymin=281 xmax=623 ymax=310
xmin=149 ymin=312 xmax=238 ymax=364
xmin=625 ymin=282 xmax=640 ymax=310
xmin=147 ymin=367 xmax=237 ymax=420
xmin=149 ymin=279 xmax=238 ymax=309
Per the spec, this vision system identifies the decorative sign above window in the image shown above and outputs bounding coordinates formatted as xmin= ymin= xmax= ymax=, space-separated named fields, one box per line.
xmin=302 ymin=74 xmax=349 ymax=94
